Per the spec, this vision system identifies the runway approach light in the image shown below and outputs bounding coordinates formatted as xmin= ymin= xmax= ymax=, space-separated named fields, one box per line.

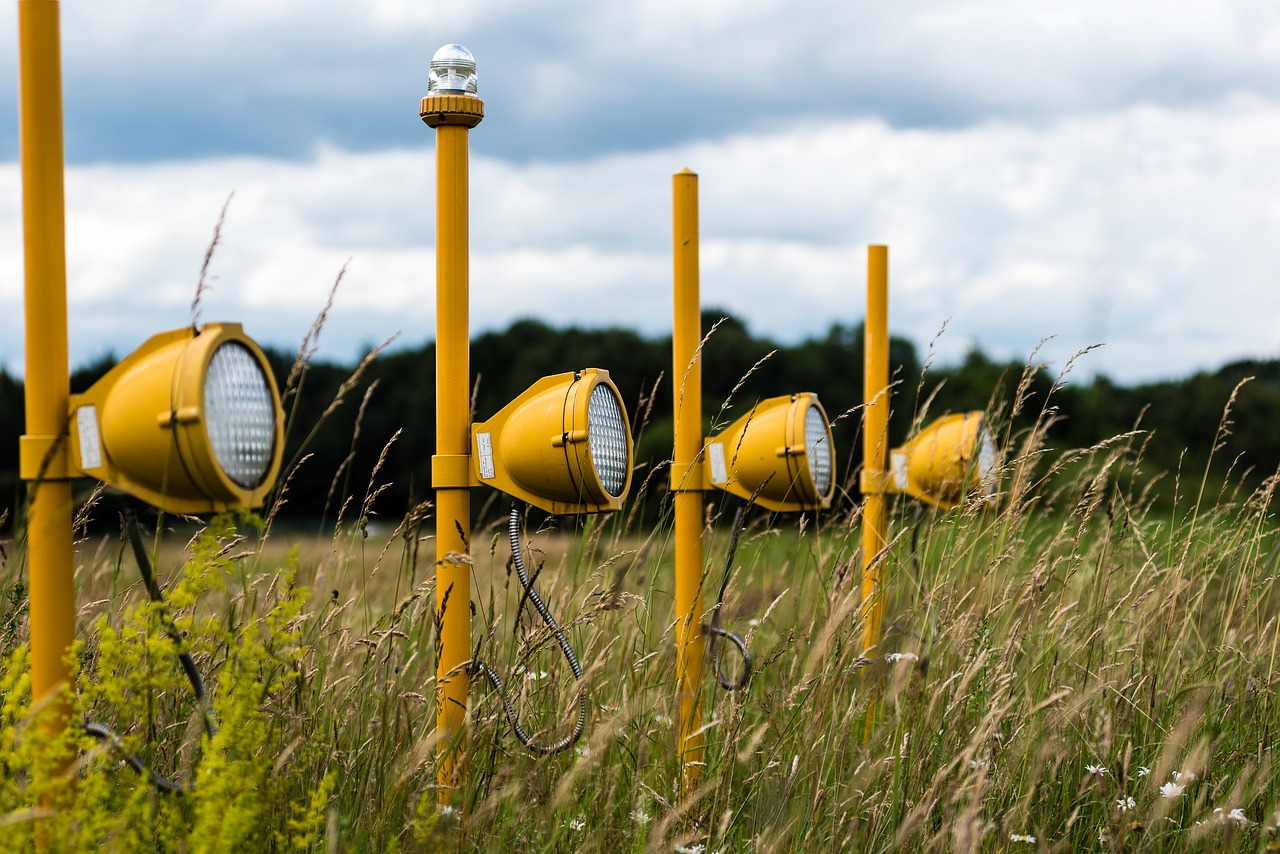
xmin=472 ymin=368 xmax=634 ymax=514
xmin=67 ymin=323 xmax=284 ymax=515
xmin=705 ymin=393 xmax=835 ymax=513
xmin=889 ymin=411 xmax=997 ymax=510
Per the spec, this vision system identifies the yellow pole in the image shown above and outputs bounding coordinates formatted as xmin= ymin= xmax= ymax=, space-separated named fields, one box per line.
xmin=421 ymin=92 xmax=484 ymax=803
xmin=17 ymin=0 xmax=78 ymax=783
xmin=671 ymin=168 xmax=706 ymax=795
xmin=860 ymin=245 xmax=889 ymax=740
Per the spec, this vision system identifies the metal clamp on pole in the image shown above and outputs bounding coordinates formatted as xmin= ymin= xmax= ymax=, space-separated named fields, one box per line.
xmin=19 ymin=433 xmax=70 ymax=482
xmin=430 ymin=453 xmax=475 ymax=489
xmin=668 ymin=459 xmax=708 ymax=493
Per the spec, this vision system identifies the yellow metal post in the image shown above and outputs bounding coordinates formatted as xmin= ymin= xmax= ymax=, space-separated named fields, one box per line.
xmin=671 ymin=169 xmax=706 ymax=794
xmin=860 ymin=245 xmax=890 ymax=739
xmin=421 ymin=92 xmax=484 ymax=802
xmin=17 ymin=0 xmax=78 ymax=780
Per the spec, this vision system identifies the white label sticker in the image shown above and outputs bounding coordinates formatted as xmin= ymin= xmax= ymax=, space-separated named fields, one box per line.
xmin=77 ymin=405 xmax=103 ymax=470
xmin=890 ymin=451 xmax=908 ymax=491
xmin=708 ymin=442 xmax=727 ymax=485
xmin=476 ymin=432 xmax=495 ymax=479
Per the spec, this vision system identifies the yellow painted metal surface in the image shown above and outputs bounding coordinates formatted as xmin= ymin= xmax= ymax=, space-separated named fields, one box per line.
xmin=18 ymin=0 xmax=77 ymax=781
xmin=67 ymin=323 xmax=284 ymax=514
xmin=861 ymin=245 xmax=890 ymax=738
xmin=671 ymin=169 xmax=706 ymax=794
xmin=705 ymin=392 xmax=834 ymax=512
xmin=890 ymin=411 xmax=991 ymax=509
xmin=427 ymin=106 xmax=482 ymax=801
xmin=470 ymin=369 xmax=633 ymax=514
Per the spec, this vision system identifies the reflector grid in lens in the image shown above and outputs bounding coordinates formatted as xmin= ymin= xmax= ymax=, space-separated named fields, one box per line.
xmin=205 ymin=342 xmax=276 ymax=489
xmin=804 ymin=404 xmax=832 ymax=497
xmin=587 ymin=384 xmax=629 ymax=497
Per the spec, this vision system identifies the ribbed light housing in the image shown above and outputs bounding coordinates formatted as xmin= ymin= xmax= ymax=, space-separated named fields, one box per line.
xmin=205 ymin=342 xmax=277 ymax=488
xmin=805 ymin=403 xmax=832 ymax=498
xmin=587 ymin=383 xmax=629 ymax=497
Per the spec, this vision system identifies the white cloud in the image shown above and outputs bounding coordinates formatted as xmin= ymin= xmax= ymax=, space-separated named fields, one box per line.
xmin=4 ymin=91 xmax=1280 ymax=382
xmin=7 ymin=1 xmax=1280 ymax=165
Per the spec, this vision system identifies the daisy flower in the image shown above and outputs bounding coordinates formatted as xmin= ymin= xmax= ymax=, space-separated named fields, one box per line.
xmin=1160 ymin=781 xmax=1185 ymax=799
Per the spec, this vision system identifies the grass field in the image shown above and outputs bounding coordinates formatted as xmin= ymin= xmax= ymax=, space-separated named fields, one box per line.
xmin=2 ymin=377 xmax=1280 ymax=852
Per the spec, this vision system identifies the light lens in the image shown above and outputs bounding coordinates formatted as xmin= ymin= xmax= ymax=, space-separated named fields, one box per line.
xmin=428 ymin=43 xmax=478 ymax=96
xmin=976 ymin=428 xmax=998 ymax=496
xmin=586 ymin=384 xmax=629 ymax=497
xmin=205 ymin=342 xmax=277 ymax=489
xmin=804 ymin=404 xmax=832 ymax=497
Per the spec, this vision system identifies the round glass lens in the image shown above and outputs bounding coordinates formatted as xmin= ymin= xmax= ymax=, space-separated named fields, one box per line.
xmin=977 ymin=429 xmax=998 ymax=496
xmin=205 ymin=342 xmax=276 ymax=489
xmin=587 ymin=384 xmax=629 ymax=498
xmin=804 ymin=404 xmax=832 ymax=497
xmin=428 ymin=43 xmax=478 ymax=96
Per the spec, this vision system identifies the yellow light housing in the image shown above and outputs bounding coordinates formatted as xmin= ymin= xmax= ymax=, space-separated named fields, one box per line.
xmin=889 ymin=411 xmax=997 ymax=510
xmin=705 ymin=393 xmax=835 ymax=512
xmin=68 ymin=323 xmax=285 ymax=515
xmin=472 ymin=368 xmax=633 ymax=514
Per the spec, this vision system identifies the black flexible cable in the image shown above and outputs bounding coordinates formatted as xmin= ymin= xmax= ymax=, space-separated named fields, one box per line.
xmin=705 ymin=504 xmax=752 ymax=690
xmin=81 ymin=508 xmax=218 ymax=794
xmin=82 ymin=721 xmax=189 ymax=794
xmin=467 ymin=500 xmax=586 ymax=755
xmin=121 ymin=507 xmax=217 ymax=740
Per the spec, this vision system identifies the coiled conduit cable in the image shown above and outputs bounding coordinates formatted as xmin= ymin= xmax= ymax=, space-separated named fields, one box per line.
xmin=82 ymin=507 xmax=218 ymax=794
xmin=466 ymin=500 xmax=587 ymax=755
xmin=705 ymin=503 xmax=752 ymax=690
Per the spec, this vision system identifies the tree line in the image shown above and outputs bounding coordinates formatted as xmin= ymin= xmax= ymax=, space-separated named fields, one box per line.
xmin=2 ymin=310 xmax=1278 ymax=530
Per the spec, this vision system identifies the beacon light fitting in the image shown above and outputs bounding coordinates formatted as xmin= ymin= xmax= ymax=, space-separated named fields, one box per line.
xmin=428 ymin=43 xmax=478 ymax=96
xmin=704 ymin=393 xmax=835 ymax=513
xmin=889 ymin=411 xmax=997 ymax=510
xmin=471 ymin=368 xmax=634 ymax=514
xmin=67 ymin=323 xmax=284 ymax=515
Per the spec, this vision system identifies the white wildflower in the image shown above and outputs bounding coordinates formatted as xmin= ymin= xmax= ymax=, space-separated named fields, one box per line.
xmin=1172 ymin=769 xmax=1196 ymax=783
xmin=748 ymin=618 xmax=760 ymax=627
xmin=526 ymin=670 xmax=548 ymax=681
xmin=632 ymin=807 xmax=651 ymax=825
xmin=1160 ymin=781 xmax=1185 ymax=799
xmin=655 ymin=714 xmax=673 ymax=727
xmin=1228 ymin=808 xmax=1247 ymax=824
xmin=1086 ymin=764 xmax=1108 ymax=776
xmin=568 ymin=817 xmax=586 ymax=832
xmin=674 ymin=845 xmax=705 ymax=854
xmin=1137 ymin=766 xmax=1151 ymax=778
xmin=1117 ymin=796 xmax=1135 ymax=812
xmin=1009 ymin=833 xmax=1037 ymax=843
xmin=885 ymin=652 xmax=919 ymax=663
xmin=968 ymin=758 xmax=988 ymax=770
xmin=439 ymin=805 xmax=459 ymax=819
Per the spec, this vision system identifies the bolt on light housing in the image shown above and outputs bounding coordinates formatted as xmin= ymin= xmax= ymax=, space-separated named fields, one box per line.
xmin=889 ymin=411 xmax=997 ymax=510
xmin=704 ymin=393 xmax=835 ymax=512
xmin=472 ymin=368 xmax=633 ymax=514
xmin=68 ymin=323 xmax=284 ymax=515
xmin=428 ymin=43 xmax=479 ymax=96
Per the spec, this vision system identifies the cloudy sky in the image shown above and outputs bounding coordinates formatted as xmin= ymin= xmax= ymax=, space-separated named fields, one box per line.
xmin=3 ymin=1 xmax=1280 ymax=384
